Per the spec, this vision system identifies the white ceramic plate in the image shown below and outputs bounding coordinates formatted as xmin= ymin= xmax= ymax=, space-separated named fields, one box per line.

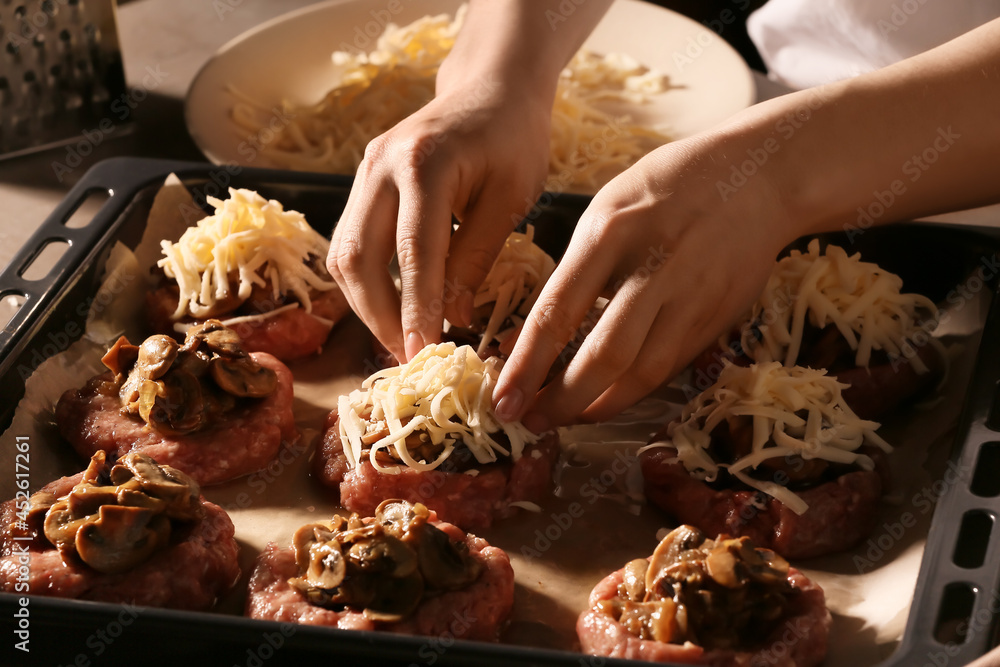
xmin=186 ymin=0 xmax=755 ymax=175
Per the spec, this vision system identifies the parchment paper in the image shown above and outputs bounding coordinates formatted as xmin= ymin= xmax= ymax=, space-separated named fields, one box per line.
xmin=0 ymin=176 xmax=988 ymax=664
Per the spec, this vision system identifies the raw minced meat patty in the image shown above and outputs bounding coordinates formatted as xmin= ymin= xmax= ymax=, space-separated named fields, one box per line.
xmin=577 ymin=564 xmax=830 ymax=666
xmin=55 ymin=352 xmax=298 ymax=486
xmin=640 ymin=445 xmax=886 ymax=560
xmin=147 ymin=284 xmax=350 ymax=361
xmin=0 ymin=472 xmax=240 ymax=609
xmin=245 ymin=513 xmax=514 ymax=640
xmin=314 ymin=411 xmax=560 ymax=531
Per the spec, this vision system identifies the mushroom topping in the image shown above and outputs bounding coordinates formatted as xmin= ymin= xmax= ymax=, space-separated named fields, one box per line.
xmin=103 ymin=320 xmax=277 ymax=434
xmin=288 ymin=499 xmax=482 ymax=623
xmin=597 ymin=525 xmax=796 ymax=650
xmin=36 ymin=451 xmax=202 ymax=574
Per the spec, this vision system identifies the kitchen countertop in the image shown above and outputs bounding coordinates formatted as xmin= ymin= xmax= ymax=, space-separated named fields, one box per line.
xmin=0 ymin=0 xmax=997 ymax=283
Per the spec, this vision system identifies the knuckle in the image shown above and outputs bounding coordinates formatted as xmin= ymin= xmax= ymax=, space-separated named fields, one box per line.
xmin=531 ymin=300 xmax=579 ymax=344
xmin=335 ymin=239 xmax=366 ymax=276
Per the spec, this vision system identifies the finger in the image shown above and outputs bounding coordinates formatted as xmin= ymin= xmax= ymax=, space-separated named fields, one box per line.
xmin=443 ymin=179 xmax=537 ymax=327
xmin=519 ymin=275 xmax=664 ymax=431
xmin=576 ymin=306 xmax=690 ymax=423
xmin=334 ymin=176 xmax=407 ymax=362
xmin=396 ymin=173 xmax=456 ymax=360
xmin=493 ymin=223 xmax=617 ymax=422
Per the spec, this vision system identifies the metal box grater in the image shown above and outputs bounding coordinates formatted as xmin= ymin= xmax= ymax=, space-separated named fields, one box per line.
xmin=0 ymin=0 xmax=126 ymax=159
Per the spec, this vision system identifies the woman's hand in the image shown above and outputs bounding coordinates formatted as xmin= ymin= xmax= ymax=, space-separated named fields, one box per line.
xmin=493 ymin=132 xmax=796 ymax=431
xmin=327 ymin=84 xmax=551 ymax=363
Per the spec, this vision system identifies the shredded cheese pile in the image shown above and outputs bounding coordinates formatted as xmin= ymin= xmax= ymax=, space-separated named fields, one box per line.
xmin=469 ymin=224 xmax=555 ymax=355
xmin=158 ymin=188 xmax=336 ymax=320
xmin=646 ymin=362 xmax=890 ymax=515
xmin=230 ymin=6 xmax=671 ymax=192
xmin=338 ymin=342 xmax=539 ymax=474
xmin=742 ymin=239 xmax=938 ymax=372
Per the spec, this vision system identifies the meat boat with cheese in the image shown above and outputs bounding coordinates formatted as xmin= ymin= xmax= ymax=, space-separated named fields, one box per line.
xmin=56 ymin=320 xmax=298 ymax=486
xmin=577 ymin=525 xmax=830 ymax=666
xmin=1 ymin=451 xmax=240 ymax=609
xmin=147 ymin=187 xmax=349 ymax=360
xmin=693 ymin=239 xmax=945 ymax=418
xmin=246 ymin=499 xmax=514 ymax=640
xmin=315 ymin=342 xmax=559 ymax=531
xmin=640 ymin=362 xmax=890 ymax=559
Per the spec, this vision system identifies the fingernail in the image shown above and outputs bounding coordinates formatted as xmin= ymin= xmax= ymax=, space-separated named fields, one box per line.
xmin=405 ymin=331 xmax=425 ymax=361
xmin=522 ymin=411 xmax=551 ymax=434
xmin=494 ymin=388 xmax=523 ymax=422
xmin=455 ymin=289 xmax=474 ymax=328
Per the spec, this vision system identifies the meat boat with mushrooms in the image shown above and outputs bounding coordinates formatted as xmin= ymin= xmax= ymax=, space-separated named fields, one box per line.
xmin=246 ymin=499 xmax=514 ymax=640
xmin=315 ymin=342 xmax=559 ymax=531
xmin=147 ymin=187 xmax=349 ymax=360
xmin=56 ymin=320 xmax=298 ymax=485
xmin=1 ymin=451 xmax=240 ymax=609
xmin=640 ymin=362 xmax=890 ymax=559
xmin=577 ymin=525 xmax=830 ymax=666
xmin=693 ymin=239 xmax=945 ymax=418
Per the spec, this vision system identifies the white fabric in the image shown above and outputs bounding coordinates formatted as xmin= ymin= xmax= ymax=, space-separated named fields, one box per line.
xmin=747 ymin=0 xmax=1000 ymax=89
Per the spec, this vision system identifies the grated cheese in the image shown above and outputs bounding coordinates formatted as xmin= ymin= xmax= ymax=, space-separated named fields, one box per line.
xmin=468 ymin=224 xmax=555 ymax=355
xmin=742 ymin=239 xmax=938 ymax=373
xmin=338 ymin=342 xmax=539 ymax=474
xmin=641 ymin=362 xmax=890 ymax=515
xmin=158 ymin=188 xmax=337 ymax=320
xmin=229 ymin=5 xmax=671 ymax=193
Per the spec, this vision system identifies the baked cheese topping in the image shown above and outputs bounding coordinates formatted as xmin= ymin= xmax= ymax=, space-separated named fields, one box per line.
xmin=230 ymin=6 xmax=671 ymax=192
xmin=158 ymin=188 xmax=336 ymax=319
xmin=743 ymin=239 xmax=937 ymax=372
xmin=471 ymin=224 xmax=555 ymax=355
xmin=644 ymin=362 xmax=890 ymax=515
xmin=338 ymin=342 xmax=539 ymax=474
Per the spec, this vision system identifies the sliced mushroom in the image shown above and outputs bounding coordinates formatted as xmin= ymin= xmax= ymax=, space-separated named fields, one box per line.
xmin=66 ymin=484 xmax=120 ymax=518
xmin=101 ymin=336 xmax=140 ymax=379
xmin=704 ymin=544 xmax=741 ymax=589
xmin=111 ymin=453 xmax=201 ymax=520
xmin=292 ymin=522 xmax=338 ymax=574
xmin=374 ymin=499 xmax=429 ymax=540
xmin=25 ymin=491 xmax=58 ymax=533
xmin=645 ymin=598 xmax=680 ymax=643
xmin=621 ymin=558 xmax=649 ymax=602
xmin=647 ymin=525 xmax=705 ymax=596
xmin=302 ymin=540 xmax=347 ymax=590
xmin=74 ymin=505 xmax=170 ymax=574
xmin=136 ymin=335 xmax=180 ymax=380
xmin=43 ymin=499 xmax=92 ymax=548
xmin=209 ymin=356 xmax=277 ymax=397
xmin=185 ymin=320 xmax=243 ymax=356
xmin=142 ymin=369 xmax=206 ymax=434
xmin=346 ymin=534 xmax=418 ymax=579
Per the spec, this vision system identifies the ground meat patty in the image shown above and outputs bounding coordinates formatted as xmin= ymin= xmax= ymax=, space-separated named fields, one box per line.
xmin=314 ymin=411 xmax=559 ymax=531
xmin=640 ymin=446 xmax=886 ymax=560
xmin=245 ymin=513 xmax=514 ymax=640
xmin=147 ymin=285 xmax=350 ymax=361
xmin=55 ymin=353 xmax=298 ymax=486
xmin=0 ymin=473 xmax=240 ymax=609
xmin=577 ymin=565 xmax=830 ymax=666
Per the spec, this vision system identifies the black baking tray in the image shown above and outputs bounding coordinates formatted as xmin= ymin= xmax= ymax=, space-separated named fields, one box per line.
xmin=2 ymin=157 xmax=1000 ymax=667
